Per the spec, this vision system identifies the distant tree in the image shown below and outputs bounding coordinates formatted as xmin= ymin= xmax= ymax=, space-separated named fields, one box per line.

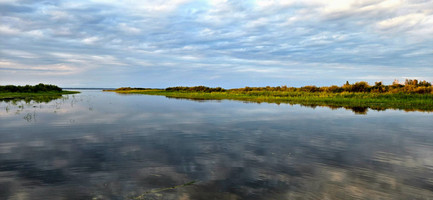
xmin=327 ymin=85 xmax=343 ymax=93
xmin=419 ymin=80 xmax=432 ymax=87
xmin=351 ymin=81 xmax=370 ymax=92
xmin=0 ymin=83 xmax=62 ymax=93
xmin=405 ymin=79 xmax=418 ymax=86
xmin=371 ymin=81 xmax=385 ymax=93
xmin=375 ymin=81 xmax=382 ymax=87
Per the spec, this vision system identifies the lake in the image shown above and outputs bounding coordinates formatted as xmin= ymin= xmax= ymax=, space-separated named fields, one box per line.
xmin=1 ymin=90 xmax=432 ymax=199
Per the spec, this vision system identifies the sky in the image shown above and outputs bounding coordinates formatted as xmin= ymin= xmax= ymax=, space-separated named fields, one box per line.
xmin=1 ymin=0 xmax=433 ymax=88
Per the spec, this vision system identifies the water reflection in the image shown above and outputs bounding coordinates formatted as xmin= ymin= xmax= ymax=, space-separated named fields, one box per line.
xmin=0 ymin=90 xmax=432 ymax=199
xmin=0 ymin=95 xmax=79 ymax=123
xmin=0 ymin=94 xmax=65 ymax=104
xmin=164 ymin=96 xmax=431 ymax=114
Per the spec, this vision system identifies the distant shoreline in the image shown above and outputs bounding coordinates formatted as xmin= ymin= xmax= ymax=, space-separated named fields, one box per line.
xmin=0 ymin=84 xmax=79 ymax=102
xmin=104 ymin=80 xmax=433 ymax=113
xmin=62 ymin=88 xmax=116 ymax=90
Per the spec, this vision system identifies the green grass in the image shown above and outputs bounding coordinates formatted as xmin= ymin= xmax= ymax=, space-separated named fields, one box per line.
xmin=0 ymin=90 xmax=79 ymax=103
xmin=107 ymin=89 xmax=433 ymax=113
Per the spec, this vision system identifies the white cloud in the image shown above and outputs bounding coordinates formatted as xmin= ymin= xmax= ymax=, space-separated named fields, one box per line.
xmin=92 ymin=0 xmax=192 ymax=13
xmin=49 ymin=52 xmax=126 ymax=66
xmin=0 ymin=0 xmax=432 ymax=87
xmin=0 ymin=25 xmax=20 ymax=35
xmin=49 ymin=11 xmax=72 ymax=21
xmin=377 ymin=13 xmax=424 ymax=29
xmin=118 ymin=23 xmax=141 ymax=34
xmin=1 ymin=50 xmax=39 ymax=59
xmin=27 ymin=30 xmax=44 ymax=38
xmin=0 ymin=59 xmax=80 ymax=75
xmin=82 ymin=36 xmax=100 ymax=44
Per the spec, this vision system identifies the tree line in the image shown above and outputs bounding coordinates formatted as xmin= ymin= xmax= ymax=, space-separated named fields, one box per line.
xmin=0 ymin=83 xmax=63 ymax=93
xmin=113 ymin=87 xmax=153 ymax=91
xmin=163 ymin=79 xmax=433 ymax=94
xmin=166 ymin=86 xmax=226 ymax=92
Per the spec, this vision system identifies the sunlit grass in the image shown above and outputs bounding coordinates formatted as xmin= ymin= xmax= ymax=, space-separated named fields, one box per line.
xmin=106 ymin=89 xmax=433 ymax=113
xmin=0 ymin=91 xmax=79 ymax=103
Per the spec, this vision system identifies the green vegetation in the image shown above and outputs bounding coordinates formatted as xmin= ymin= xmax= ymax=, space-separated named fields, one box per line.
xmin=106 ymin=80 xmax=433 ymax=113
xmin=0 ymin=83 xmax=63 ymax=93
xmin=0 ymin=83 xmax=79 ymax=102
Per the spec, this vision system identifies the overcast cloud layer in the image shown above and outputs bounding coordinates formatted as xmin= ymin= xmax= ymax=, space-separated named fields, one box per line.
xmin=1 ymin=0 xmax=433 ymax=88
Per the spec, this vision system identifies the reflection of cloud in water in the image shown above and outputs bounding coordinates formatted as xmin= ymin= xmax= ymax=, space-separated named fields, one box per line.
xmin=0 ymin=91 xmax=433 ymax=199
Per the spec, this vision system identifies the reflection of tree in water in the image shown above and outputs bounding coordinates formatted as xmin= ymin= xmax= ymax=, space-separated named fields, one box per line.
xmin=1 ymin=123 xmax=432 ymax=200
xmin=165 ymin=97 xmax=396 ymax=114
xmin=0 ymin=94 xmax=65 ymax=104
xmin=349 ymin=106 xmax=368 ymax=114
xmin=1 ymin=95 xmax=72 ymax=122
xmin=1 ymin=93 xmax=433 ymax=199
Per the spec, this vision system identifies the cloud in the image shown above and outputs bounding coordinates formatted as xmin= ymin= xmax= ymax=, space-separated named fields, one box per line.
xmin=0 ymin=0 xmax=432 ymax=87
xmin=0 ymin=25 xmax=20 ymax=34
xmin=0 ymin=59 xmax=80 ymax=76
xmin=1 ymin=49 xmax=39 ymax=59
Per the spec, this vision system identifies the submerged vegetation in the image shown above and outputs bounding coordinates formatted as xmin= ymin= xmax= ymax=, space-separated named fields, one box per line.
xmin=106 ymin=80 xmax=433 ymax=113
xmin=0 ymin=83 xmax=79 ymax=102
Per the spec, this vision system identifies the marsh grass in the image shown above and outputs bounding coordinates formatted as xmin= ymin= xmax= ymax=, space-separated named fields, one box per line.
xmin=0 ymin=91 xmax=79 ymax=103
xmin=107 ymin=89 xmax=433 ymax=113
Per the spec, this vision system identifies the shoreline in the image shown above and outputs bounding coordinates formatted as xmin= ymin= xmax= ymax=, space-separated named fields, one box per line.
xmin=105 ymin=89 xmax=433 ymax=113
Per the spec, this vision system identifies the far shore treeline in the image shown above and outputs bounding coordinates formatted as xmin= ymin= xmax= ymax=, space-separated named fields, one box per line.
xmin=0 ymin=83 xmax=79 ymax=102
xmin=113 ymin=79 xmax=433 ymax=94
xmin=0 ymin=83 xmax=62 ymax=93
xmin=105 ymin=79 xmax=433 ymax=113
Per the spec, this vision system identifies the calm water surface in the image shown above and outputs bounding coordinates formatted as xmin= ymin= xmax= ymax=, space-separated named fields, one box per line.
xmin=0 ymin=90 xmax=432 ymax=200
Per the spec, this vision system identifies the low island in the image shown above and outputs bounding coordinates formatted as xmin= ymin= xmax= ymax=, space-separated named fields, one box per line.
xmin=105 ymin=80 xmax=433 ymax=113
xmin=0 ymin=83 xmax=79 ymax=102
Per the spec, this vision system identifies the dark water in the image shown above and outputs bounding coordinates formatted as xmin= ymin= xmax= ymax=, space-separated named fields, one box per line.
xmin=1 ymin=90 xmax=433 ymax=200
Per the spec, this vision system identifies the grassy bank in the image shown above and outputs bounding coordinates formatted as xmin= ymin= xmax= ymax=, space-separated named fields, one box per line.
xmin=106 ymin=88 xmax=433 ymax=113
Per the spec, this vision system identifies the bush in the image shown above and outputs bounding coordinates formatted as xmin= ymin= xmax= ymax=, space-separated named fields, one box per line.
xmin=166 ymin=86 xmax=226 ymax=92
xmin=230 ymin=79 xmax=432 ymax=94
